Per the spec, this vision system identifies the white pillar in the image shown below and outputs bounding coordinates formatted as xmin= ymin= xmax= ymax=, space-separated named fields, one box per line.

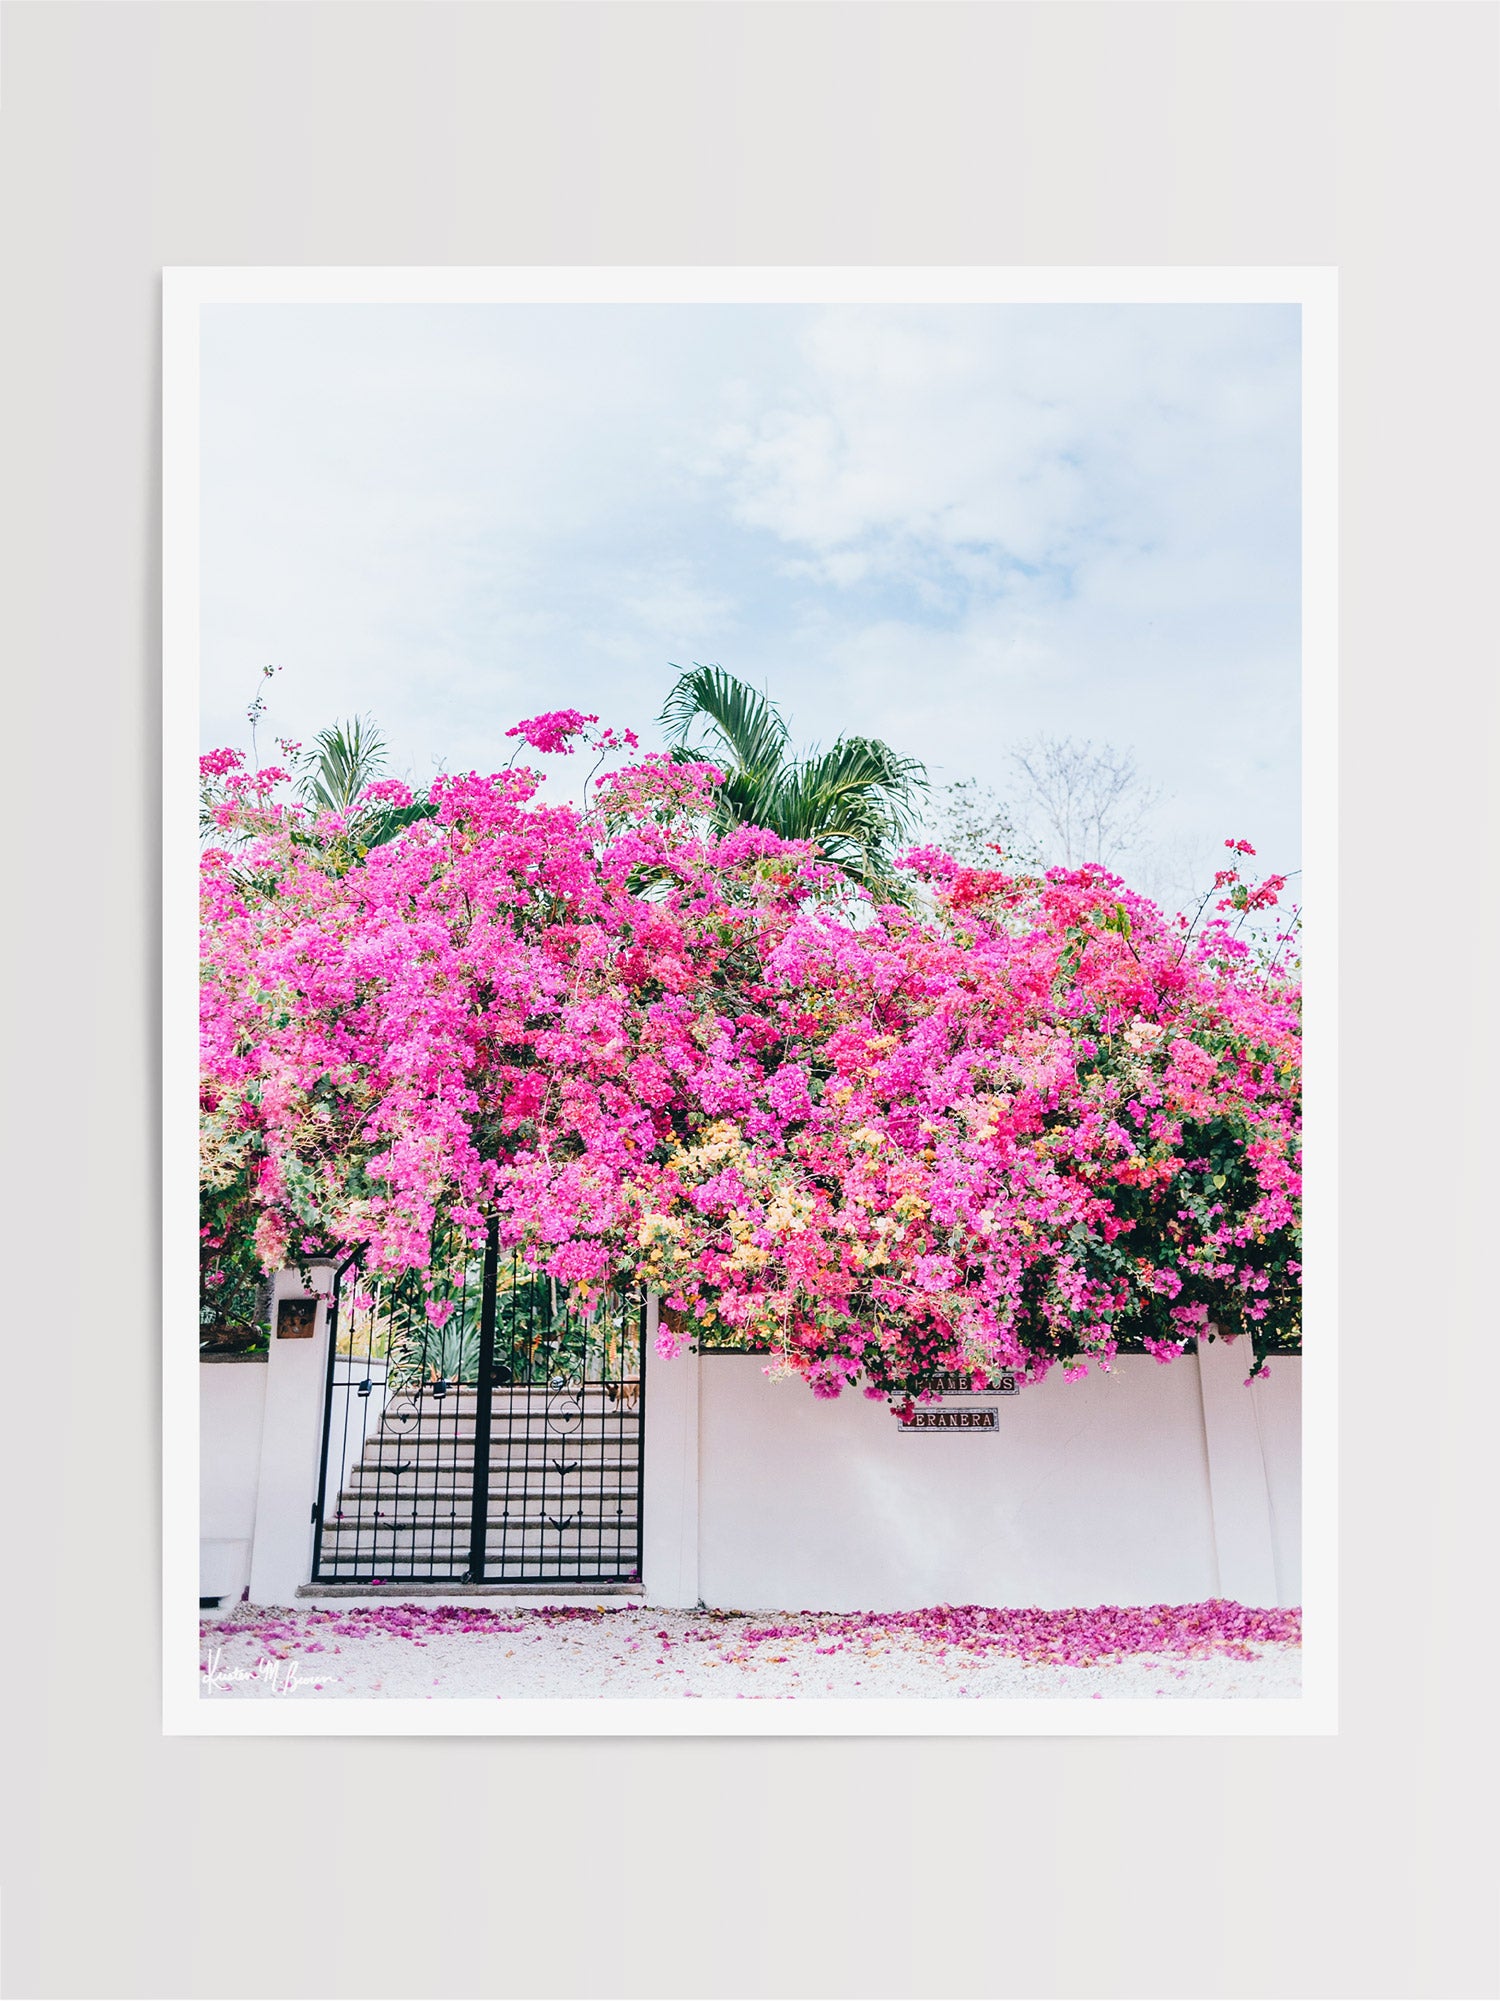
xmin=1198 ymin=1329 xmax=1281 ymax=1607
xmin=246 ymin=1263 xmax=335 ymax=1605
xmin=640 ymin=1295 xmax=701 ymax=1607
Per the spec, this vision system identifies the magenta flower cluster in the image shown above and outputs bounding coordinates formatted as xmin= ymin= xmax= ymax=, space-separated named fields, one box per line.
xmin=505 ymin=709 xmax=640 ymax=757
xmin=200 ymin=719 xmax=1300 ymax=1395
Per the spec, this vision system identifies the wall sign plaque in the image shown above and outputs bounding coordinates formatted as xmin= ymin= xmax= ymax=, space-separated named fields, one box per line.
xmin=941 ymin=1371 xmax=1017 ymax=1398
xmin=276 ymin=1296 xmax=317 ymax=1339
xmin=893 ymin=1372 xmax=1019 ymax=1399
xmin=897 ymin=1406 xmax=998 ymax=1433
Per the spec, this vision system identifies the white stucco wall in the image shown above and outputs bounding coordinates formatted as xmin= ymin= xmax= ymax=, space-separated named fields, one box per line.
xmin=199 ymin=1360 xmax=268 ymax=1600
xmin=637 ymin=1332 xmax=1301 ymax=1613
xmin=1250 ymin=1357 xmax=1303 ymax=1604
xmin=690 ymin=1352 xmax=1227 ymax=1612
xmin=246 ymin=1264 xmax=337 ymax=1606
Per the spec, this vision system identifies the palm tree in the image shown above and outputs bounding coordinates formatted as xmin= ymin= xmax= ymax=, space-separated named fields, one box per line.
xmin=295 ymin=716 xmax=436 ymax=850
xmin=296 ymin=713 xmax=389 ymax=813
xmin=658 ymin=664 xmax=928 ymax=901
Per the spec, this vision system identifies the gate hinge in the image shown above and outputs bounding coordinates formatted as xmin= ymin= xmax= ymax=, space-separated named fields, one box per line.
xmin=310 ymin=1502 xmax=319 ymax=1524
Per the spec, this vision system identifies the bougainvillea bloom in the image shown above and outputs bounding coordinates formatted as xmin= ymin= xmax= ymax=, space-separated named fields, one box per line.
xmin=200 ymin=721 xmax=1300 ymax=1397
xmin=504 ymin=710 xmax=600 ymax=755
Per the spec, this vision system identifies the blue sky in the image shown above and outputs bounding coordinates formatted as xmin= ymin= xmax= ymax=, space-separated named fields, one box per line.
xmin=200 ymin=302 xmax=1300 ymax=895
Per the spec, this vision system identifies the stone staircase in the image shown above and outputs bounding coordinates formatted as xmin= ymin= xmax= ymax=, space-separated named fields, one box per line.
xmin=313 ymin=1382 xmax=642 ymax=1585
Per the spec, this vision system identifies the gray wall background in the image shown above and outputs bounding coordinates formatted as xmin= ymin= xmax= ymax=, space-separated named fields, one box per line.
xmin=2 ymin=5 xmax=1496 ymax=1998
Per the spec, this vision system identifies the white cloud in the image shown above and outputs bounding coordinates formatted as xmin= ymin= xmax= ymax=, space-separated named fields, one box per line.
xmin=712 ymin=305 xmax=1296 ymax=594
xmin=616 ymin=562 xmax=738 ymax=646
xmin=199 ymin=301 xmax=1300 ymax=872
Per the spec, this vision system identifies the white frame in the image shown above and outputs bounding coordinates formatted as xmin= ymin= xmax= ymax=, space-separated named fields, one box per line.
xmin=163 ymin=265 xmax=1337 ymax=1737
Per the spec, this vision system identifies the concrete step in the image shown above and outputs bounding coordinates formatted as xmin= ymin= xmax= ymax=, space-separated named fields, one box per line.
xmin=359 ymin=1412 xmax=642 ymax=1432
xmin=322 ymin=1512 xmax=640 ymax=1528
xmin=306 ymin=1571 xmax=643 ymax=1589
xmin=348 ymin=1449 xmax=640 ymax=1473
xmin=327 ymin=1501 xmax=636 ymax=1514
xmin=346 ymin=1441 xmax=640 ymax=1463
xmin=315 ymin=1551 xmax=639 ymax=1574
xmin=327 ymin=1505 xmax=632 ymax=1517
xmin=335 ymin=1475 xmax=638 ymax=1494
xmin=338 ymin=1463 xmax=636 ymax=1489
xmin=365 ymin=1410 xmax=643 ymax=1427
xmin=318 ymin=1529 xmax=638 ymax=1550
xmin=346 ymin=1452 xmax=638 ymax=1465
xmin=337 ymin=1477 xmax=638 ymax=1504
xmin=322 ymin=1515 xmax=639 ymax=1532
xmin=299 ymin=1581 xmax=645 ymax=1598
xmin=350 ymin=1385 xmax=641 ymax=1406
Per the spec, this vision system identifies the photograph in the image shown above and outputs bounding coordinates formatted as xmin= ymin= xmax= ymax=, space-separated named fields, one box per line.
xmin=170 ymin=269 xmax=1328 ymax=1732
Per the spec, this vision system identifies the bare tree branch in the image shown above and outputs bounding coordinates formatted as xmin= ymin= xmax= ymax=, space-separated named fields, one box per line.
xmin=929 ymin=778 xmax=1042 ymax=870
xmin=1008 ymin=735 xmax=1162 ymax=869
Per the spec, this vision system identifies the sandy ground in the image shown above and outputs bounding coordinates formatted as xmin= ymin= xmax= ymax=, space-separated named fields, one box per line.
xmin=200 ymin=1602 xmax=1301 ymax=1701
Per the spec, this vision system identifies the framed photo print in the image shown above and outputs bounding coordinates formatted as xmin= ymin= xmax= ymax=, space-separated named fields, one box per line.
xmin=165 ymin=266 xmax=1335 ymax=1736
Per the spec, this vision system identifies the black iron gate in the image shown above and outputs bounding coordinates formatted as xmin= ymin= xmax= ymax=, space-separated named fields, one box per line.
xmin=311 ymin=1219 xmax=645 ymax=1586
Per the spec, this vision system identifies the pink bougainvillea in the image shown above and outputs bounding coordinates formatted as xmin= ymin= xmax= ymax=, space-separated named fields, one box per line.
xmin=199 ymin=718 xmax=1300 ymax=1396
xmin=504 ymin=709 xmax=599 ymax=755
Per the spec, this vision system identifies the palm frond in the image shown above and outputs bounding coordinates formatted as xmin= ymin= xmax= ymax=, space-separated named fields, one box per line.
xmin=655 ymin=665 xmax=929 ymax=902
xmin=356 ymin=797 xmax=439 ymax=848
xmin=658 ymin=664 xmax=789 ymax=780
xmin=775 ymin=737 xmax=929 ymax=899
xmin=794 ymin=737 xmax=928 ymax=828
xmin=298 ymin=716 xmax=389 ymax=813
